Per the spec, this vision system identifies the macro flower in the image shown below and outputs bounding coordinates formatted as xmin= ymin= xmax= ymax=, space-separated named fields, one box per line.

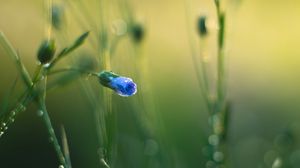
xmin=98 ymin=71 xmax=137 ymax=97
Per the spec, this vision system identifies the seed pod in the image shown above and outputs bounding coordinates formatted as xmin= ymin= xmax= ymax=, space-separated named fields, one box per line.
xmin=197 ymin=16 xmax=208 ymax=36
xmin=37 ymin=39 xmax=56 ymax=64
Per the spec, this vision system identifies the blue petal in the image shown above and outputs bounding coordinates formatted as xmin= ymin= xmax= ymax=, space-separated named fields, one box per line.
xmin=109 ymin=77 xmax=137 ymax=96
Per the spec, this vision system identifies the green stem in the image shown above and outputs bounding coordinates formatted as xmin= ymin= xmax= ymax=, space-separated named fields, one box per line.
xmin=47 ymin=68 xmax=98 ymax=77
xmin=212 ymin=0 xmax=228 ymax=166
xmin=0 ymin=63 xmax=43 ymax=135
xmin=0 ymin=91 xmax=33 ymax=137
xmin=55 ymin=31 xmax=110 ymax=168
xmin=184 ymin=0 xmax=212 ymax=112
xmin=215 ymin=1 xmax=226 ymax=107
xmin=38 ymin=75 xmax=68 ymax=168
xmin=0 ymin=32 xmax=33 ymax=87
xmin=39 ymin=101 xmax=68 ymax=168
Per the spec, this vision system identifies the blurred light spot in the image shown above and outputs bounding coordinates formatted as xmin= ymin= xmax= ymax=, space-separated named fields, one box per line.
xmin=264 ymin=150 xmax=279 ymax=166
xmin=289 ymin=150 xmax=300 ymax=167
xmin=272 ymin=157 xmax=282 ymax=168
xmin=202 ymin=145 xmax=212 ymax=156
xmin=144 ymin=139 xmax=159 ymax=156
xmin=208 ymin=134 xmax=219 ymax=146
xmin=37 ymin=110 xmax=44 ymax=117
xmin=206 ymin=161 xmax=216 ymax=168
xmin=213 ymin=151 xmax=224 ymax=162
xmin=112 ymin=19 xmax=127 ymax=36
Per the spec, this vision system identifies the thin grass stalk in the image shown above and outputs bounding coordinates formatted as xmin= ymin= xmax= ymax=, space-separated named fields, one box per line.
xmin=96 ymin=1 xmax=117 ymax=166
xmin=37 ymin=75 xmax=68 ymax=168
xmin=0 ymin=77 xmax=19 ymax=115
xmin=0 ymin=91 xmax=32 ymax=137
xmin=212 ymin=0 xmax=228 ymax=167
xmin=184 ymin=0 xmax=229 ymax=166
xmin=54 ymin=29 xmax=110 ymax=168
xmin=39 ymin=3 xmax=68 ymax=165
xmin=184 ymin=0 xmax=212 ymax=112
xmin=117 ymin=1 xmax=175 ymax=167
xmin=0 ymin=32 xmax=33 ymax=87
xmin=53 ymin=1 xmax=112 ymax=166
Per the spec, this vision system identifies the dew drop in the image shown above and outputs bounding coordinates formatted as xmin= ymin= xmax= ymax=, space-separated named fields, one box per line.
xmin=58 ymin=165 xmax=64 ymax=168
xmin=10 ymin=118 xmax=15 ymax=123
xmin=213 ymin=151 xmax=224 ymax=162
xmin=0 ymin=131 xmax=4 ymax=137
xmin=144 ymin=139 xmax=159 ymax=156
xmin=37 ymin=110 xmax=44 ymax=117
xmin=43 ymin=63 xmax=51 ymax=68
xmin=208 ymin=134 xmax=219 ymax=146
xmin=19 ymin=104 xmax=26 ymax=111
xmin=272 ymin=157 xmax=282 ymax=168
xmin=206 ymin=161 xmax=216 ymax=168
xmin=2 ymin=123 xmax=6 ymax=127
xmin=112 ymin=19 xmax=127 ymax=36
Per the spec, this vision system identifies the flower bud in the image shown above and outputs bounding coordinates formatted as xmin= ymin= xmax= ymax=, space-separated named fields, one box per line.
xmin=98 ymin=71 xmax=137 ymax=97
xmin=130 ymin=23 xmax=144 ymax=43
xmin=197 ymin=16 xmax=208 ymax=36
xmin=37 ymin=39 xmax=56 ymax=64
xmin=52 ymin=5 xmax=65 ymax=30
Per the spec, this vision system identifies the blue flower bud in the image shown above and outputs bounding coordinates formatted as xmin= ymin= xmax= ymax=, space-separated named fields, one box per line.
xmin=98 ymin=71 xmax=137 ymax=97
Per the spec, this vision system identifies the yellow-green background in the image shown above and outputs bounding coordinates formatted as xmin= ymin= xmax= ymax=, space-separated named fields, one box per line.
xmin=1 ymin=0 xmax=300 ymax=167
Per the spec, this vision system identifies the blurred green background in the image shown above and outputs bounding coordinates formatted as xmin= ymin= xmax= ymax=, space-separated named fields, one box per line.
xmin=1 ymin=0 xmax=300 ymax=168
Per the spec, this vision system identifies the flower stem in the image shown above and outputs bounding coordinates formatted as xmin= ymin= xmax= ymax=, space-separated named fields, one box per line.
xmin=184 ymin=0 xmax=212 ymax=112
xmin=0 ymin=91 xmax=33 ymax=137
xmin=40 ymin=101 xmax=68 ymax=168
xmin=38 ymin=75 xmax=69 ymax=168
xmin=212 ymin=0 xmax=228 ymax=166
xmin=47 ymin=68 xmax=98 ymax=77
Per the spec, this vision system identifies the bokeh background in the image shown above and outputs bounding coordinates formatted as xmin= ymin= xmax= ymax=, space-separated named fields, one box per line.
xmin=1 ymin=0 xmax=300 ymax=168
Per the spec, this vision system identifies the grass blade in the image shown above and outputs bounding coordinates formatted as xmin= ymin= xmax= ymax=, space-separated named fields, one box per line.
xmin=0 ymin=32 xmax=32 ymax=88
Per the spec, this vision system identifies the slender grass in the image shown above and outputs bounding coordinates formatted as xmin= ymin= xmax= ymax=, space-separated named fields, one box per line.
xmin=185 ymin=0 xmax=230 ymax=167
xmin=37 ymin=77 xmax=68 ymax=168
xmin=52 ymin=0 xmax=115 ymax=167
